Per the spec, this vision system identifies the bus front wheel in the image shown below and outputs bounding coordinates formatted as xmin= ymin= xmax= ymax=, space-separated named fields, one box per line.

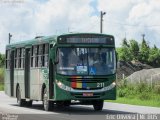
xmin=17 ymin=86 xmax=26 ymax=107
xmin=43 ymin=88 xmax=54 ymax=111
xmin=26 ymin=100 xmax=32 ymax=107
xmin=93 ymin=100 xmax=104 ymax=111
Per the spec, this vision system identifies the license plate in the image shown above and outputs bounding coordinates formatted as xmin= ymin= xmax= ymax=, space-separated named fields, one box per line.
xmin=83 ymin=93 xmax=93 ymax=96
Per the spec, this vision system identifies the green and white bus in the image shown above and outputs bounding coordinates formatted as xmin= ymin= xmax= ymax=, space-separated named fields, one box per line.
xmin=5 ymin=33 xmax=116 ymax=111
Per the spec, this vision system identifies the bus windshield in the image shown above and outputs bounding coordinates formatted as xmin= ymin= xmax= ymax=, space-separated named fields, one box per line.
xmin=57 ymin=47 xmax=116 ymax=75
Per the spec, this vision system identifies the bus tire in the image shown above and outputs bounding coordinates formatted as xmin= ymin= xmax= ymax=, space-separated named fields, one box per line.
xmin=64 ymin=100 xmax=71 ymax=107
xmin=26 ymin=100 xmax=32 ymax=107
xmin=93 ymin=100 xmax=104 ymax=111
xmin=43 ymin=88 xmax=54 ymax=111
xmin=17 ymin=86 xmax=26 ymax=107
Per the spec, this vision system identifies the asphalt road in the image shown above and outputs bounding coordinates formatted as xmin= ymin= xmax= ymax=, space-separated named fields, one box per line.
xmin=0 ymin=91 xmax=160 ymax=120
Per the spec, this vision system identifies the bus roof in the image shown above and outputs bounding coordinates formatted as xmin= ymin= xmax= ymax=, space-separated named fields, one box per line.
xmin=59 ymin=33 xmax=114 ymax=37
xmin=6 ymin=33 xmax=114 ymax=49
xmin=6 ymin=35 xmax=57 ymax=49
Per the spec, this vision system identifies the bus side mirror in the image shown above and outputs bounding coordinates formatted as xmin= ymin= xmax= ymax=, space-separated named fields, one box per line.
xmin=54 ymin=48 xmax=59 ymax=64
xmin=116 ymin=51 xmax=118 ymax=69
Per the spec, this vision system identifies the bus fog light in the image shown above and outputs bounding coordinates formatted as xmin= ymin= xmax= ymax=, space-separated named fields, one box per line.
xmin=57 ymin=81 xmax=63 ymax=88
xmin=112 ymin=82 xmax=116 ymax=86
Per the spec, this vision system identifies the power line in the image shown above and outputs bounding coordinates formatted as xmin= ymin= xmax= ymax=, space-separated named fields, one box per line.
xmin=105 ymin=20 xmax=160 ymax=28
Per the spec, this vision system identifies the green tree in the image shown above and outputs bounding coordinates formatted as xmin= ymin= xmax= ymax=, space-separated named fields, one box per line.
xmin=117 ymin=39 xmax=132 ymax=61
xmin=148 ymin=45 xmax=160 ymax=67
xmin=139 ymin=39 xmax=150 ymax=63
xmin=129 ymin=39 xmax=139 ymax=60
xmin=0 ymin=54 xmax=5 ymax=67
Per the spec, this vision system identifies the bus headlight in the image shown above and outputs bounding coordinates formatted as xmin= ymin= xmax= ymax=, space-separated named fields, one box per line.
xmin=112 ymin=82 xmax=116 ymax=86
xmin=57 ymin=81 xmax=63 ymax=87
xmin=103 ymin=81 xmax=116 ymax=91
xmin=56 ymin=80 xmax=71 ymax=91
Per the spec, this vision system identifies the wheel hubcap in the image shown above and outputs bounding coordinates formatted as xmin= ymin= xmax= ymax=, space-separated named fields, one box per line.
xmin=44 ymin=92 xmax=48 ymax=110
xmin=17 ymin=90 xmax=20 ymax=103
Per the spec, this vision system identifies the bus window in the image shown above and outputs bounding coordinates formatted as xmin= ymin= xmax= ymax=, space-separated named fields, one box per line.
xmin=18 ymin=48 xmax=21 ymax=68
xmin=21 ymin=48 xmax=24 ymax=68
xmin=31 ymin=46 xmax=34 ymax=67
xmin=35 ymin=45 xmax=38 ymax=67
xmin=14 ymin=49 xmax=17 ymax=68
xmin=6 ymin=50 xmax=10 ymax=69
xmin=38 ymin=45 xmax=43 ymax=67
xmin=32 ymin=45 xmax=38 ymax=67
xmin=44 ymin=44 xmax=48 ymax=67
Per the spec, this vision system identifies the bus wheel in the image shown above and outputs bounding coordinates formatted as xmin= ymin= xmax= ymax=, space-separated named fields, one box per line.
xmin=43 ymin=88 xmax=54 ymax=111
xmin=93 ymin=100 xmax=104 ymax=111
xmin=17 ymin=86 xmax=26 ymax=107
xmin=64 ymin=100 xmax=71 ymax=107
xmin=26 ymin=100 xmax=32 ymax=107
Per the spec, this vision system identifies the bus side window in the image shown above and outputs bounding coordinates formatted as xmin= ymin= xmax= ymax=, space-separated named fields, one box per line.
xmin=21 ymin=48 xmax=24 ymax=68
xmin=6 ymin=50 xmax=10 ymax=69
xmin=38 ymin=44 xmax=43 ymax=67
xmin=14 ymin=49 xmax=17 ymax=68
xmin=42 ymin=44 xmax=45 ymax=67
xmin=18 ymin=48 xmax=21 ymax=68
xmin=33 ymin=45 xmax=38 ymax=68
xmin=31 ymin=46 xmax=34 ymax=67
xmin=44 ymin=44 xmax=49 ymax=67
xmin=5 ymin=50 xmax=7 ymax=69
xmin=36 ymin=45 xmax=38 ymax=67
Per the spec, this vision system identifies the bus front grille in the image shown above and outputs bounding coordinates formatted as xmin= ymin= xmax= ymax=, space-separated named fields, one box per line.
xmin=68 ymin=77 xmax=108 ymax=90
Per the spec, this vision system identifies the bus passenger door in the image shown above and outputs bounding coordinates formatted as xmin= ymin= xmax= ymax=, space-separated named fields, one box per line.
xmin=24 ymin=48 xmax=31 ymax=98
xmin=49 ymin=59 xmax=54 ymax=99
xmin=49 ymin=46 xmax=54 ymax=99
xmin=10 ymin=50 xmax=14 ymax=97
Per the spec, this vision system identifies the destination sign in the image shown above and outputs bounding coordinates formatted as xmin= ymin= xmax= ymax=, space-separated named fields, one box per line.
xmin=58 ymin=36 xmax=114 ymax=44
xmin=66 ymin=37 xmax=107 ymax=43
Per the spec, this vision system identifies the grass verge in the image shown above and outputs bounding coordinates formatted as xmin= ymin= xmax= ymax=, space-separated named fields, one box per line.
xmin=106 ymin=80 xmax=160 ymax=107
xmin=0 ymin=67 xmax=4 ymax=91
xmin=0 ymin=83 xmax=4 ymax=91
xmin=106 ymin=96 xmax=160 ymax=107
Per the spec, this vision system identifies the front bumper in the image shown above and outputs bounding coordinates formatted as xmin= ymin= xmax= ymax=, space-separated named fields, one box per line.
xmin=54 ymin=81 xmax=116 ymax=101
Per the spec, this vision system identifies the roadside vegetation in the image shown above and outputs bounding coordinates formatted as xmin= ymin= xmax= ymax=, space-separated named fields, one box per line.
xmin=108 ymin=38 xmax=160 ymax=107
xmin=0 ymin=68 xmax=4 ymax=91
xmin=107 ymin=79 xmax=160 ymax=107
xmin=0 ymin=53 xmax=5 ymax=91
xmin=117 ymin=38 xmax=160 ymax=67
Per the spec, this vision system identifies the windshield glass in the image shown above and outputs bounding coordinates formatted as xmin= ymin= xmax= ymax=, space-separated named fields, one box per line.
xmin=57 ymin=48 xmax=116 ymax=75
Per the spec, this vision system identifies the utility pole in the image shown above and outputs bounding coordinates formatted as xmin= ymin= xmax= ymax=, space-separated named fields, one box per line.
xmin=124 ymin=32 xmax=127 ymax=40
xmin=142 ymin=34 xmax=145 ymax=40
xmin=9 ymin=33 xmax=12 ymax=44
xmin=100 ymin=11 xmax=106 ymax=33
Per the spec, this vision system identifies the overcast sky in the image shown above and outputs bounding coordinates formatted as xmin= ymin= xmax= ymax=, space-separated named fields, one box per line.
xmin=0 ymin=0 xmax=160 ymax=53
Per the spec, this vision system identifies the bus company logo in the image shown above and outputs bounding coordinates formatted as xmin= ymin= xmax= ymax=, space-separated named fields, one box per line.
xmin=105 ymin=114 xmax=158 ymax=120
xmin=1 ymin=113 xmax=18 ymax=120
xmin=0 ymin=0 xmax=25 ymax=5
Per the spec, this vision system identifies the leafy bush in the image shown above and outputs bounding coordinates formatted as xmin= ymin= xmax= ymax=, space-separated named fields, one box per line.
xmin=0 ymin=68 xmax=4 ymax=83
xmin=0 ymin=83 xmax=4 ymax=91
xmin=118 ymin=79 xmax=153 ymax=100
xmin=0 ymin=68 xmax=4 ymax=91
xmin=154 ymin=85 xmax=160 ymax=94
xmin=138 ymin=92 xmax=151 ymax=100
xmin=136 ymin=82 xmax=146 ymax=93
xmin=118 ymin=89 xmax=127 ymax=97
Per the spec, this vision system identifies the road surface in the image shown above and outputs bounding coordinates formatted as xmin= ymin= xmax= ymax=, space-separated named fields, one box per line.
xmin=0 ymin=91 xmax=160 ymax=120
